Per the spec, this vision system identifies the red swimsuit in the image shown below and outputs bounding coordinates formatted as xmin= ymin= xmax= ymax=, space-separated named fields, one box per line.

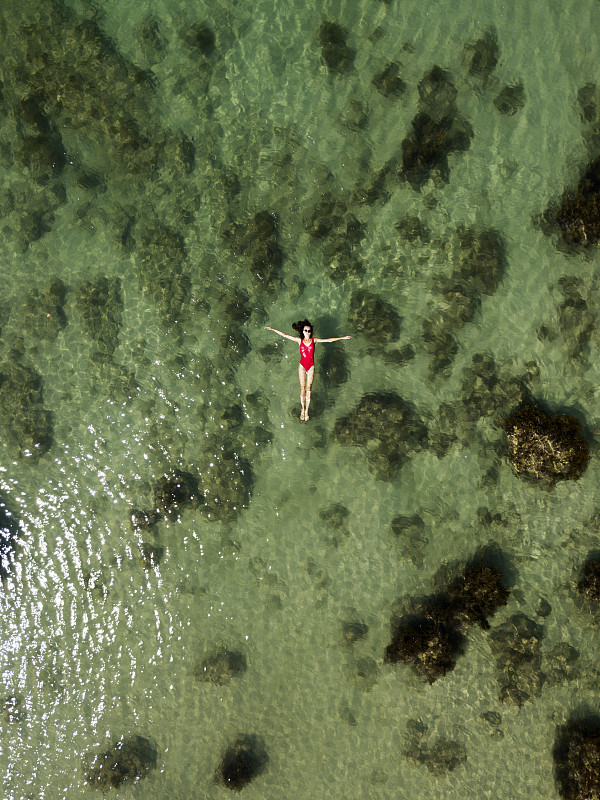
xmin=300 ymin=339 xmax=315 ymax=371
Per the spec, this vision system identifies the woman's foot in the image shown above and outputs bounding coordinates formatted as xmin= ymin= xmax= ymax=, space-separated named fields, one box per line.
xmin=300 ymin=409 xmax=306 ymax=421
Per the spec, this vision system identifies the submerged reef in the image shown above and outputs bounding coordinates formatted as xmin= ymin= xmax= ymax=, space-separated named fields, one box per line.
xmin=461 ymin=354 xmax=530 ymax=422
xmin=184 ymin=21 xmax=216 ymax=58
xmin=402 ymin=111 xmax=473 ymax=190
xmin=404 ymin=720 xmax=467 ymax=774
xmin=195 ymin=646 xmax=247 ymax=685
xmin=396 ymin=215 xmax=431 ymax=244
xmin=333 ymin=392 xmax=428 ymax=480
xmin=421 ymin=356 xmax=539 ymax=457
xmin=217 ymin=403 xmax=245 ymax=433
xmin=578 ymin=82 xmax=600 ymax=124
xmin=12 ymin=93 xmax=66 ymax=182
xmin=218 ymin=735 xmax=268 ymax=792
xmin=0 ymin=0 xmax=201 ymax=253
xmin=372 ymin=62 xmax=406 ymax=98
xmin=383 ymin=344 xmax=415 ymax=367
xmin=3 ymin=5 xmax=161 ymax=175
xmin=385 ymin=612 xmax=462 ymax=683
xmin=1 ymin=693 xmax=24 ymax=723
xmin=161 ymin=131 xmax=197 ymax=176
xmin=503 ymin=406 xmax=590 ymax=485
xmin=223 ymin=211 xmax=284 ymax=287
xmin=494 ymin=83 xmax=525 ymax=116
xmin=354 ymin=64 xmax=471 ymax=203
xmin=320 ymin=342 xmax=350 ymax=387
xmin=539 ymin=276 xmax=597 ymax=362
xmin=325 ymin=242 xmax=363 ymax=281
xmin=0 ymin=496 xmax=19 ymax=581
xmin=391 ymin=514 xmax=429 ymax=567
xmin=222 ymin=288 xmax=254 ymax=325
xmin=137 ymin=15 xmax=168 ymax=66
xmin=306 ymin=195 xmax=348 ymax=239
xmin=21 ymin=279 xmax=67 ymax=343
xmin=543 ymin=153 xmax=600 ymax=249
xmin=462 ymin=28 xmax=499 ymax=89
xmin=76 ymin=276 xmax=123 ymax=358
xmin=0 ymin=355 xmax=52 ymax=458
xmin=422 ymin=312 xmax=460 ymax=375
xmin=138 ymin=542 xmax=164 ymax=570
xmin=557 ymin=277 xmax=596 ymax=361
xmin=446 ymin=562 xmax=510 ymax=630
xmin=418 ymin=63 xmax=458 ymax=117
xmin=0 ymin=179 xmax=66 ymax=252
xmin=220 ymin=327 xmax=251 ymax=369
xmin=136 ymin=220 xmax=191 ymax=326
xmin=83 ymin=735 xmax=157 ymax=790
xmin=427 ymin=401 xmax=461 ymax=459
xmin=402 ymin=65 xmax=473 ymax=190
xmin=348 ymin=290 xmax=401 ymax=343
xmin=451 ymin=226 xmax=506 ymax=295
xmin=386 ymin=556 xmax=509 ymax=683
xmin=130 ymin=508 xmax=159 ymax=532
xmin=490 ymin=613 xmax=544 ymax=705
xmin=320 ymin=503 xmax=350 ymax=547
xmin=177 ymin=14 xmax=219 ymax=100
xmin=554 ymin=717 xmax=600 ymax=800
xmin=575 ymin=82 xmax=600 ymax=133
xmin=545 ymin=642 xmax=580 ymax=687
xmin=353 ymin=656 xmax=378 ymax=691
xmin=200 ymin=450 xmax=254 ymax=521
xmin=576 ymin=556 xmax=600 ymax=602
xmin=319 ymin=503 xmax=350 ymax=531
xmin=341 ymin=615 xmax=369 ymax=645
xmin=428 ymin=354 xmax=536 ymax=460
xmin=223 ymin=392 xmax=272 ymax=458
xmin=423 ymin=227 xmax=506 ymax=377
xmin=65 ymin=51 xmax=197 ymax=330
xmin=90 ymin=360 xmax=137 ymax=405
xmin=153 ymin=470 xmax=201 ymax=519
xmin=305 ymin=192 xmax=366 ymax=281
xmin=318 ymin=21 xmax=355 ymax=75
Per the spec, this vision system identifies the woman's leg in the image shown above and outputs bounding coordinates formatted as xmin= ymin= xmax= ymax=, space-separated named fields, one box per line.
xmin=298 ymin=364 xmax=307 ymax=420
xmin=304 ymin=367 xmax=314 ymax=420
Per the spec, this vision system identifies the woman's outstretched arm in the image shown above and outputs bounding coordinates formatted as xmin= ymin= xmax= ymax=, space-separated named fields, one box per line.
xmin=314 ymin=335 xmax=352 ymax=343
xmin=265 ymin=326 xmax=300 ymax=343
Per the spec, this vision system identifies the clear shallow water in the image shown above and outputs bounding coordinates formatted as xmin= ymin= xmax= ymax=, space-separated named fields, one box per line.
xmin=1 ymin=0 xmax=600 ymax=797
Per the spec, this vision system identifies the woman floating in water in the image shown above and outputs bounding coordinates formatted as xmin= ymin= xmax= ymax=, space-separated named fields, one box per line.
xmin=265 ymin=320 xmax=351 ymax=421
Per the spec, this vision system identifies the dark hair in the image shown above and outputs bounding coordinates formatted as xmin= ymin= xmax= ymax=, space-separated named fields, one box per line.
xmin=292 ymin=319 xmax=313 ymax=338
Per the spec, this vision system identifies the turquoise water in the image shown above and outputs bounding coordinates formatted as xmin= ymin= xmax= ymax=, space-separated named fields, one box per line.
xmin=1 ymin=0 xmax=600 ymax=797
